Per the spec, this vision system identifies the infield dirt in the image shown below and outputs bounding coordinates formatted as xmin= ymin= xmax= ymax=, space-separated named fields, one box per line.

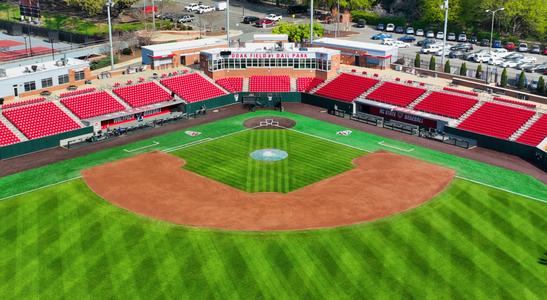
xmin=82 ymin=151 xmax=455 ymax=231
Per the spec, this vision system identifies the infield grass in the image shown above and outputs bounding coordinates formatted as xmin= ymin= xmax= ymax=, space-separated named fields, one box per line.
xmin=173 ymin=129 xmax=364 ymax=192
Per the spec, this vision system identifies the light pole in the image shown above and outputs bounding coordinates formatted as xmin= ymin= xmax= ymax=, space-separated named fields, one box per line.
xmin=440 ymin=0 xmax=449 ymax=72
xmin=486 ymin=7 xmax=504 ymax=83
xmin=335 ymin=0 xmax=340 ymax=38
xmin=107 ymin=0 xmax=115 ymax=71
xmin=309 ymin=0 xmax=314 ymax=44
xmin=152 ymin=0 xmax=156 ymax=31
xmin=226 ymin=0 xmax=230 ymax=45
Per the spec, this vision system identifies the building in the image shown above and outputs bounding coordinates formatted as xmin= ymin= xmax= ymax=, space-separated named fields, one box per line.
xmin=200 ymin=42 xmax=341 ymax=80
xmin=311 ymin=38 xmax=398 ymax=69
xmin=0 ymin=58 xmax=91 ymax=100
xmin=141 ymin=38 xmax=227 ymax=70
xmin=252 ymin=34 xmax=289 ymax=43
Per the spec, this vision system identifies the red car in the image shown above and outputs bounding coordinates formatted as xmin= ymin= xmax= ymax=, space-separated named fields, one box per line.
xmin=543 ymin=47 xmax=547 ymax=55
xmin=504 ymin=42 xmax=516 ymax=51
xmin=255 ymin=18 xmax=275 ymax=28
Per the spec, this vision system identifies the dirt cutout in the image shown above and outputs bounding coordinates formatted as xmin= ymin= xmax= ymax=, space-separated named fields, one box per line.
xmin=82 ymin=151 xmax=455 ymax=231
xmin=243 ymin=117 xmax=296 ymax=129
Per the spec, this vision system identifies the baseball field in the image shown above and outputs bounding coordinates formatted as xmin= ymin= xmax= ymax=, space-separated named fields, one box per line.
xmin=0 ymin=111 xmax=546 ymax=298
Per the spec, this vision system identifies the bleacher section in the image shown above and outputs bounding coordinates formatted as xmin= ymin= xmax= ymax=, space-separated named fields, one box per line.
xmin=493 ymin=97 xmax=536 ymax=109
xmin=443 ymin=87 xmax=479 ymax=97
xmin=2 ymin=102 xmax=81 ymax=139
xmin=1 ymin=97 xmax=45 ymax=109
xmin=366 ymin=82 xmax=426 ymax=107
xmin=249 ymin=76 xmax=291 ymax=92
xmin=516 ymin=115 xmax=547 ymax=146
xmin=315 ymin=73 xmax=379 ymax=102
xmin=60 ymin=91 xmax=126 ymax=119
xmin=414 ymin=92 xmax=478 ymax=119
xmin=216 ymin=77 xmax=243 ymax=93
xmin=457 ymin=102 xmax=535 ymax=140
xmin=60 ymin=87 xmax=97 ymax=98
xmin=114 ymin=82 xmax=173 ymax=107
xmin=0 ymin=121 xmax=20 ymax=146
xmin=161 ymin=73 xmax=226 ymax=103
xmin=297 ymin=77 xmax=325 ymax=92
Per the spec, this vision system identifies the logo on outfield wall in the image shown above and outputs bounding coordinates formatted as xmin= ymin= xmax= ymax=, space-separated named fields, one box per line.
xmin=336 ymin=130 xmax=352 ymax=136
xmin=185 ymin=131 xmax=201 ymax=137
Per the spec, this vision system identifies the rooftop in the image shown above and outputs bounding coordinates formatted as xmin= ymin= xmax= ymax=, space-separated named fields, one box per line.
xmin=313 ymin=38 xmax=397 ymax=53
xmin=202 ymin=42 xmax=340 ymax=56
xmin=142 ymin=38 xmax=227 ymax=54
xmin=0 ymin=58 xmax=89 ymax=80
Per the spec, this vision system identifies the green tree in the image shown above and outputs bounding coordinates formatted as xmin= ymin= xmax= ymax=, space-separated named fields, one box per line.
xmin=64 ymin=0 xmax=137 ymax=16
xmin=414 ymin=53 xmax=421 ymax=68
xmin=444 ymin=60 xmax=451 ymax=73
xmin=460 ymin=63 xmax=467 ymax=76
xmin=272 ymin=22 xmax=324 ymax=42
xmin=517 ymin=71 xmax=526 ymax=89
xmin=429 ymin=56 xmax=436 ymax=71
xmin=476 ymin=64 xmax=483 ymax=79
xmin=500 ymin=68 xmax=508 ymax=87
xmin=421 ymin=0 xmax=463 ymax=24
xmin=537 ymin=76 xmax=545 ymax=94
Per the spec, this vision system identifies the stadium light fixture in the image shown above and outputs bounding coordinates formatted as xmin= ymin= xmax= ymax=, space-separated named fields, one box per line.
xmin=440 ymin=0 xmax=449 ymax=73
xmin=106 ymin=0 xmax=115 ymax=71
xmin=310 ymin=0 xmax=314 ymax=44
xmin=485 ymin=7 xmax=504 ymax=83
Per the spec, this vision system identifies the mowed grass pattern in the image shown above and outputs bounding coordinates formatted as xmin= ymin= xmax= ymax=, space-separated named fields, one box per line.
xmin=0 ymin=179 xmax=545 ymax=298
xmin=173 ymin=129 xmax=364 ymax=192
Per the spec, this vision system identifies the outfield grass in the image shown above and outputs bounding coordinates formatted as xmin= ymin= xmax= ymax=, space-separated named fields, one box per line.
xmin=174 ymin=129 xmax=363 ymax=192
xmin=0 ymin=178 xmax=545 ymax=298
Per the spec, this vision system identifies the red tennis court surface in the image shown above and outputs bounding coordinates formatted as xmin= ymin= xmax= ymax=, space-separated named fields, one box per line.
xmin=0 ymin=47 xmax=54 ymax=61
xmin=0 ymin=40 xmax=24 ymax=48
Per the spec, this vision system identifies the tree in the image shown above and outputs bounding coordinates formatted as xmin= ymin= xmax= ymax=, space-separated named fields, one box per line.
xmin=476 ymin=64 xmax=483 ymax=79
xmin=272 ymin=22 xmax=324 ymax=42
xmin=537 ymin=76 xmax=545 ymax=94
xmin=460 ymin=62 xmax=467 ymax=76
xmin=500 ymin=68 xmax=508 ymax=87
xmin=429 ymin=56 xmax=436 ymax=71
xmin=414 ymin=53 xmax=421 ymax=68
xmin=517 ymin=71 xmax=526 ymax=89
xmin=444 ymin=60 xmax=451 ymax=73
xmin=64 ymin=0 xmax=138 ymax=16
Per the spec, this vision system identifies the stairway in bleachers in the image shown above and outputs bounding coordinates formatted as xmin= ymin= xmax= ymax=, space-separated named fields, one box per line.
xmin=202 ymin=73 xmax=229 ymax=93
xmin=242 ymin=78 xmax=249 ymax=92
xmin=407 ymin=91 xmax=432 ymax=109
xmin=53 ymin=101 xmax=85 ymax=126
xmin=290 ymin=77 xmax=297 ymax=92
xmin=0 ymin=115 xmax=27 ymax=142
xmin=509 ymin=113 xmax=541 ymax=141
xmin=454 ymin=101 xmax=484 ymax=126
xmin=360 ymin=81 xmax=384 ymax=99
xmin=105 ymin=90 xmax=132 ymax=110
xmin=309 ymin=76 xmax=334 ymax=94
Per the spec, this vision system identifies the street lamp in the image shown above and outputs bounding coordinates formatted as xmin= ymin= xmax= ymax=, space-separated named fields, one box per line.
xmin=226 ymin=0 xmax=230 ymax=45
xmin=335 ymin=0 xmax=340 ymax=38
xmin=309 ymin=0 xmax=314 ymax=44
xmin=106 ymin=0 xmax=115 ymax=71
xmin=485 ymin=7 xmax=504 ymax=83
xmin=440 ymin=0 xmax=449 ymax=73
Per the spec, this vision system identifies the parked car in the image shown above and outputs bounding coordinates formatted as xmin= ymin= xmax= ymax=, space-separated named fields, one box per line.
xmin=395 ymin=26 xmax=404 ymax=33
xmin=421 ymin=43 xmax=443 ymax=54
xmin=417 ymin=38 xmax=437 ymax=47
xmin=185 ymin=3 xmax=200 ymax=12
xmin=255 ymin=18 xmax=276 ymax=27
xmin=372 ymin=33 xmax=392 ymax=40
xmin=398 ymin=35 xmax=416 ymax=42
xmin=450 ymin=43 xmax=473 ymax=52
xmin=392 ymin=40 xmax=410 ymax=48
xmin=243 ymin=16 xmax=260 ymax=24
xmin=518 ymin=43 xmax=528 ymax=52
xmin=447 ymin=32 xmax=456 ymax=41
xmin=520 ymin=56 xmax=537 ymax=63
xmin=215 ymin=1 xmax=227 ymax=11
xmin=406 ymin=27 xmax=415 ymax=34
xmin=197 ymin=5 xmax=214 ymax=14
xmin=492 ymin=40 xmax=502 ymax=48
xmin=528 ymin=79 xmax=539 ymax=90
xmin=381 ymin=38 xmax=395 ymax=45
xmin=468 ymin=36 xmax=478 ymax=44
xmin=517 ymin=62 xmax=535 ymax=71
xmin=479 ymin=39 xmax=490 ymax=47
xmin=505 ymin=42 xmax=516 ymax=51
xmin=527 ymin=63 xmax=547 ymax=73
xmin=499 ymin=58 xmax=523 ymax=68
xmin=472 ymin=52 xmax=492 ymax=63
xmin=385 ymin=23 xmax=395 ymax=32
xmin=449 ymin=49 xmax=467 ymax=59
xmin=316 ymin=11 xmax=332 ymax=24
xmin=265 ymin=14 xmax=283 ymax=21
xmin=530 ymin=44 xmax=541 ymax=54
xmin=543 ymin=47 xmax=547 ymax=55
xmin=491 ymin=48 xmax=509 ymax=58
xmin=178 ymin=15 xmax=194 ymax=23
xmin=435 ymin=48 xmax=451 ymax=57
xmin=426 ymin=30 xmax=435 ymax=38
xmin=415 ymin=29 xmax=424 ymax=36
xmin=356 ymin=19 xmax=366 ymax=28
xmin=158 ymin=13 xmax=177 ymax=21
xmin=436 ymin=31 xmax=444 ymax=39
xmin=458 ymin=33 xmax=467 ymax=42
xmin=488 ymin=56 xmax=504 ymax=66
xmin=376 ymin=23 xmax=385 ymax=31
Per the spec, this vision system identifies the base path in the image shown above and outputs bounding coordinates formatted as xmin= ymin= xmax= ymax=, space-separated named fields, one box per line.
xmin=83 ymin=150 xmax=455 ymax=231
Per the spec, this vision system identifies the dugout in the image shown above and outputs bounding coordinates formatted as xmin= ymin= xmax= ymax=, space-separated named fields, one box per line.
xmin=354 ymin=101 xmax=443 ymax=130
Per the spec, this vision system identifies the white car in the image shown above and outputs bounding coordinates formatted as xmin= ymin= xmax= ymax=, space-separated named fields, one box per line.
xmin=520 ymin=56 xmax=537 ymax=63
xmin=381 ymin=38 xmax=395 ymax=45
xmin=473 ymin=53 xmax=492 ymax=63
xmin=197 ymin=5 xmax=214 ymax=13
xmin=393 ymin=41 xmax=410 ymax=48
xmin=435 ymin=48 xmax=451 ymax=57
xmin=415 ymin=29 xmax=424 ymax=36
xmin=500 ymin=58 xmax=523 ymax=68
xmin=265 ymin=14 xmax=283 ymax=21
xmin=491 ymin=48 xmax=509 ymax=58
xmin=421 ymin=43 xmax=443 ymax=54
xmin=436 ymin=31 xmax=444 ymax=39
xmin=185 ymin=3 xmax=200 ymax=11
xmin=385 ymin=23 xmax=395 ymax=32
xmin=457 ymin=33 xmax=467 ymax=42
xmin=488 ymin=57 xmax=504 ymax=66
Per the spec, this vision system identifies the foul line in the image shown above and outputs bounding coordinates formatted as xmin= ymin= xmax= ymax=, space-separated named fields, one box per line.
xmin=123 ymin=141 xmax=160 ymax=153
xmin=378 ymin=141 xmax=415 ymax=152
xmin=163 ymin=138 xmax=212 ymax=152
xmin=0 ymin=176 xmax=82 ymax=201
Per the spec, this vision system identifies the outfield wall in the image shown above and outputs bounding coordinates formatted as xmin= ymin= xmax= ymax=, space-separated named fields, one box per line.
xmin=0 ymin=127 xmax=94 ymax=160
xmin=301 ymin=94 xmax=353 ymax=114
xmin=444 ymin=127 xmax=547 ymax=172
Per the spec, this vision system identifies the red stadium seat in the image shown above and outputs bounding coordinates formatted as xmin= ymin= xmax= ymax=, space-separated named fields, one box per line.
xmin=0 ymin=120 xmax=20 ymax=146
xmin=61 ymin=91 xmax=126 ymax=119
xmin=493 ymin=97 xmax=536 ymax=109
xmin=114 ymin=82 xmax=173 ymax=108
xmin=443 ymin=87 xmax=479 ymax=97
xmin=2 ymin=102 xmax=81 ymax=139
xmin=414 ymin=92 xmax=478 ymax=118
xmin=366 ymin=82 xmax=426 ymax=107
xmin=160 ymin=73 xmax=226 ymax=103
xmin=516 ymin=114 xmax=547 ymax=146
xmin=315 ymin=73 xmax=379 ymax=102
xmin=1 ymin=97 xmax=45 ymax=109
xmin=458 ymin=102 xmax=535 ymax=140
xmin=249 ymin=76 xmax=291 ymax=92
xmin=59 ymin=87 xmax=96 ymax=98
xmin=216 ymin=77 xmax=244 ymax=93
xmin=297 ymin=77 xmax=324 ymax=92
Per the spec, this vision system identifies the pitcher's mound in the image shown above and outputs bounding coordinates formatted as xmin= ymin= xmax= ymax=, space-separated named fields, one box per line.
xmin=82 ymin=151 xmax=455 ymax=231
